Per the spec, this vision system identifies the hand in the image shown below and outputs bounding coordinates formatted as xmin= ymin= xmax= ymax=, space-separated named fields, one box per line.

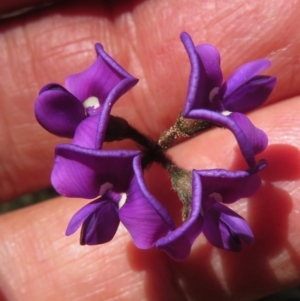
xmin=1 ymin=0 xmax=300 ymax=300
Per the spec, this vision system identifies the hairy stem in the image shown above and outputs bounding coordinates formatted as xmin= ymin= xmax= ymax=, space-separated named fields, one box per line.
xmin=158 ymin=113 xmax=214 ymax=149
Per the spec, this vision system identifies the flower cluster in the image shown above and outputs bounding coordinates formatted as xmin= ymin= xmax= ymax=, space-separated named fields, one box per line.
xmin=35 ymin=32 xmax=276 ymax=260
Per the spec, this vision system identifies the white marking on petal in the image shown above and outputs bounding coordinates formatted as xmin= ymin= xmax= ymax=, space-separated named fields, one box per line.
xmin=99 ymin=182 xmax=113 ymax=195
xmin=83 ymin=96 xmax=100 ymax=110
xmin=222 ymin=110 xmax=232 ymax=116
xmin=209 ymin=192 xmax=223 ymax=203
xmin=209 ymin=87 xmax=219 ymax=102
xmin=118 ymin=193 xmax=127 ymax=209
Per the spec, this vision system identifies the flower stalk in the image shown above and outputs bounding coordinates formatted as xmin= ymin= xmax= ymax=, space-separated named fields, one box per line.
xmin=158 ymin=113 xmax=214 ymax=149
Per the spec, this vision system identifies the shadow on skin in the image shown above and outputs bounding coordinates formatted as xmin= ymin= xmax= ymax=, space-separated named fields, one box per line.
xmin=0 ymin=289 xmax=7 ymax=301
xmin=220 ymin=183 xmax=293 ymax=299
xmin=258 ymin=144 xmax=300 ymax=182
xmin=126 ymin=144 xmax=300 ymax=301
xmin=218 ymin=144 xmax=300 ymax=297
xmin=127 ymin=234 xmax=229 ymax=300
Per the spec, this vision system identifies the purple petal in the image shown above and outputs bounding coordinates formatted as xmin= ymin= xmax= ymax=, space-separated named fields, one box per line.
xmin=181 ymin=32 xmax=218 ymax=114
xmin=34 ymin=83 xmax=85 ymax=138
xmin=156 ymin=171 xmax=203 ymax=261
xmin=51 ymin=144 xmax=139 ymax=198
xmin=66 ymin=197 xmax=120 ymax=245
xmin=66 ymin=198 xmax=107 ymax=235
xmin=229 ymin=112 xmax=268 ymax=154
xmin=219 ymin=204 xmax=254 ymax=246
xmin=196 ymin=167 xmax=262 ymax=204
xmin=119 ymin=156 xmax=175 ymax=249
xmin=186 ymin=109 xmax=257 ymax=167
xmin=223 ymin=76 xmax=276 ymax=113
xmin=65 ymin=44 xmax=138 ymax=105
xmin=195 ymin=44 xmax=223 ymax=89
xmin=65 ymin=44 xmax=138 ymax=149
xmin=72 ymin=114 xmax=101 ymax=148
xmin=219 ymin=59 xmax=271 ymax=101
xmin=202 ymin=202 xmax=253 ymax=251
xmin=80 ymin=199 xmax=120 ymax=245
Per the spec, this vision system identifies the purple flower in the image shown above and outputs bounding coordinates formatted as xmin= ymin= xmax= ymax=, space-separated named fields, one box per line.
xmin=53 ymin=143 xmax=175 ymax=248
xmin=180 ymin=32 xmax=276 ymax=167
xmin=156 ymin=160 xmax=266 ymax=261
xmin=35 ymin=44 xmax=138 ymax=149
xmin=181 ymin=32 xmax=276 ymax=115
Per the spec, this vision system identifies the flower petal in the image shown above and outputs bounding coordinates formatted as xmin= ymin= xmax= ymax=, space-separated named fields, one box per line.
xmin=51 ymin=144 xmax=139 ymax=198
xmin=34 ymin=83 xmax=85 ymax=138
xmin=181 ymin=32 xmax=219 ymax=113
xmin=65 ymin=44 xmax=138 ymax=105
xmin=79 ymin=198 xmax=120 ymax=245
xmin=202 ymin=202 xmax=253 ymax=251
xmin=66 ymin=44 xmax=138 ymax=149
xmin=195 ymin=44 xmax=222 ymax=89
xmin=72 ymin=114 xmax=101 ymax=148
xmin=156 ymin=171 xmax=203 ymax=261
xmin=66 ymin=198 xmax=104 ymax=235
xmin=219 ymin=203 xmax=254 ymax=246
xmin=219 ymin=59 xmax=271 ymax=101
xmin=119 ymin=156 xmax=175 ymax=249
xmin=229 ymin=112 xmax=268 ymax=154
xmin=196 ymin=162 xmax=265 ymax=204
xmin=186 ymin=109 xmax=257 ymax=167
xmin=223 ymin=75 xmax=276 ymax=113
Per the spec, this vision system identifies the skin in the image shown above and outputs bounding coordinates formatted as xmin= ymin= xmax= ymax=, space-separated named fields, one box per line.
xmin=1 ymin=0 xmax=300 ymax=300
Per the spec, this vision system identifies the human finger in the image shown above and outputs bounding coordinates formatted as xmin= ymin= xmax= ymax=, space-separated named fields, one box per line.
xmin=0 ymin=0 xmax=299 ymax=201
xmin=0 ymin=95 xmax=300 ymax=301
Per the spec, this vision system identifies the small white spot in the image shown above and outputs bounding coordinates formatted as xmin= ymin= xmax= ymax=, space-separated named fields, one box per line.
xmin=209 ymin=192 xmax=223 ymax=203
xmin=209 ymin=87 xmax=219 ymax=102
xmin=99 ymin=182 xmax=113 ymax=195
xmin=222 ymin=110 xmax=232 ymax=116
xmin=83 ymin=96 xmax=100 ymax=110
xmin=118 ymin=193 xmax=127 ymax=209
